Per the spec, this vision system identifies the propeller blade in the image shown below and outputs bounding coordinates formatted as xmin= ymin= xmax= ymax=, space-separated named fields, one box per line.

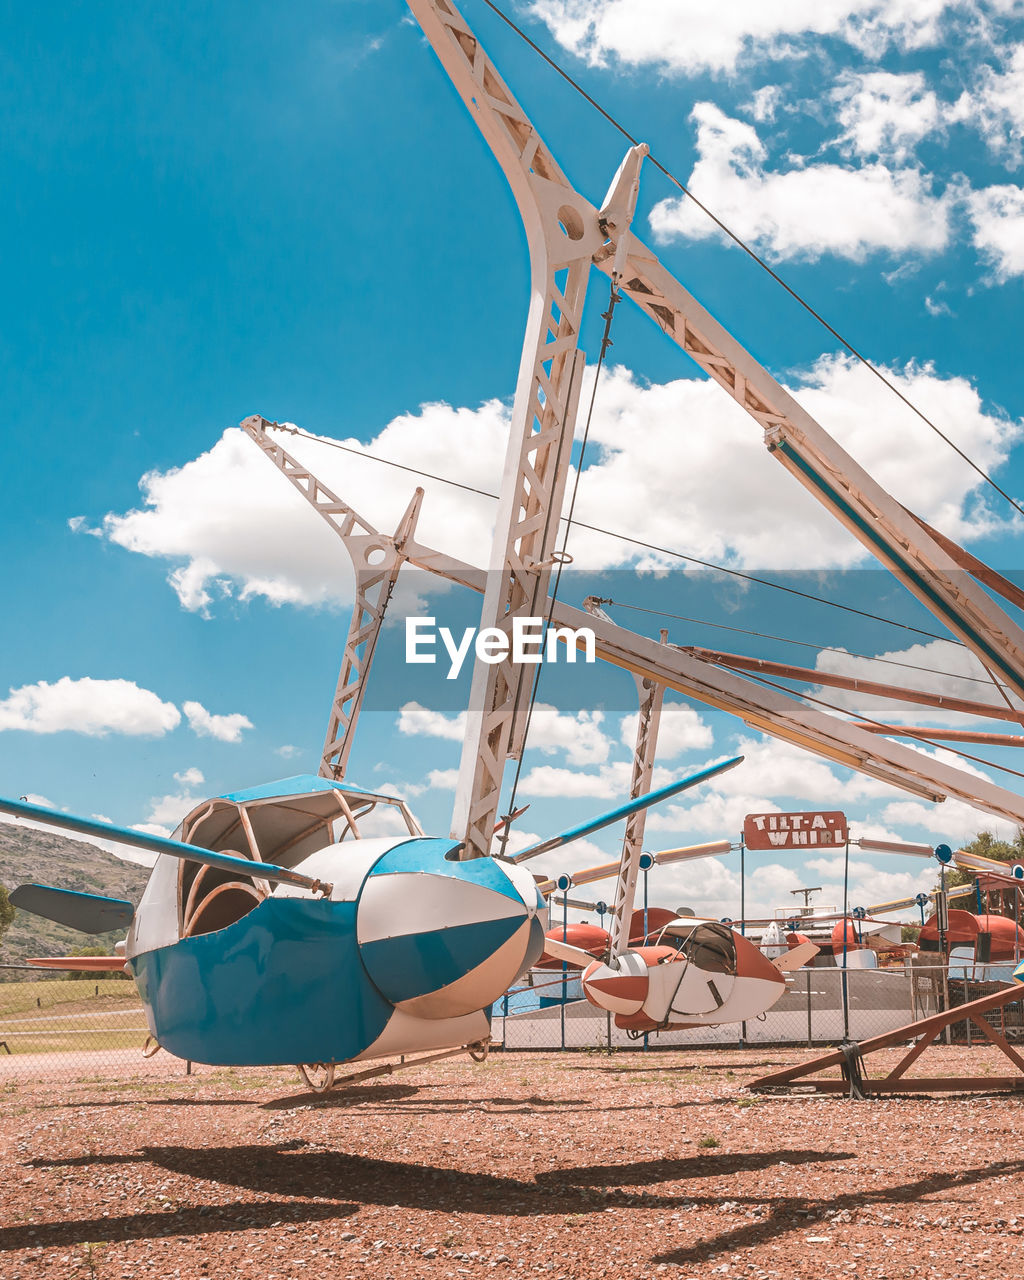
xmin=542 ymin=936 xmax=600 ymax=967
xmin=772 ymin=941 xmax=820 ymax=972
xmin=0 ymin=794 xmax=331 ymax=895
xmin=511 ymin=756 xmax=744 ymax=864
xmin=10 ymin=883 xmax=134 ymax=934
xmin=28 ymin=956 xmax=128 ymax=972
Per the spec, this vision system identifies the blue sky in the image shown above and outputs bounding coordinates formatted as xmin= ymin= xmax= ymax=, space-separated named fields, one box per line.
xmin=4 ymin=0 xmax=1024 ymax=921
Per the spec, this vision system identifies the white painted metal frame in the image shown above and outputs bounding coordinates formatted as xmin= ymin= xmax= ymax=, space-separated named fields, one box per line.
xmin=238 ymin=418 xmax=1024 ymax=836
xmin=406 ymin=0 xmax=1024 ymax=858
xmin=608 ymin=638 xmax=667 ymax=956
xmin=241 ymin=415 xmax=485 ymax=779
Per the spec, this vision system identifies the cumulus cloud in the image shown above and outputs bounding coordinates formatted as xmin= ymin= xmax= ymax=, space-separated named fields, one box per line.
xmin=965 ymin=183 xmax=1024 ymax=280
xmin=518 ymin=760 xmax=679 ymax=799
xmin=182 ymin=701 xmax=254 ymax=743
xmin=569 ymin=357 xmax=1021 ymax=572
xmin=832 ymin=70 xmax=958 ymax=161
xmin=807 ymin=638 xmax=1023 ymax=725
xmin=397 ymin=702 xmax=468 ymax=741
xmin=649 ymin=104 xmax=951 ymax=262
xmin=882 ymin=796 xmax=1019 ymax=842
xmin=970 ymin=43 xmax=1024 ymax=167
xmin=87 ymin=352 xmax=1022 ymax=612
xmin=527 ymin=0 xmax=959 ymax=77
xmin=619 ymin=701 xmax=713 ymax=758
xmin=0 ymin=677 xmax=181 ymax=737
xmin=92 ymin=405 xmax=509 ymax=615
xmin=398 ymin=701 xmax=612 ymax=766
xmin=141 ymin=767 xmax=207 ymax=833
xmin=525 ymin=706 xmax=611 ymax=766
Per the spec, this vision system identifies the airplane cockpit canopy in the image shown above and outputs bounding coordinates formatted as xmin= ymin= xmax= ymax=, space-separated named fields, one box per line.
xmin=655 ymin=920 xmax=737 ymax=977
xmin=174 ymin=774 xmax=422 ymax=869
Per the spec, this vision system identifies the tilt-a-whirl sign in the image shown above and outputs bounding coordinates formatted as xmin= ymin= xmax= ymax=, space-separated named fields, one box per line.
xmin=743 ymin=810 xmax=848 ymax=850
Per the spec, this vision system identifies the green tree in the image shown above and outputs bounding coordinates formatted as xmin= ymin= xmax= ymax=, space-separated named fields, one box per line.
xmin=0 ymin=883 xmax=15 ymax=942
xmin=944 ymin=830 xmax=1024 ymax=890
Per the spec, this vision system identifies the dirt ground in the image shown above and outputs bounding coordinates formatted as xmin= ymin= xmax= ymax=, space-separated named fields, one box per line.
xmin=2 ymin=1046 xmax=1023 ymax=1279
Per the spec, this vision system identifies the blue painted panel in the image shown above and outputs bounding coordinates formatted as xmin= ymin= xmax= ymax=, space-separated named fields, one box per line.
xmin=10 ymin=882 xmax=134 ymax=933
xmin=523 ymin=915 xmax=546 ymax=974
xmin=130 ymin=897 xmax=392 ymax=1066
xmin=359 ymin=913 xmax=527 ymax=1004
xmin=368 ymin=840 xmax=525 ymax=904
xmin=219 ymin=774 xmax=380 ymax=802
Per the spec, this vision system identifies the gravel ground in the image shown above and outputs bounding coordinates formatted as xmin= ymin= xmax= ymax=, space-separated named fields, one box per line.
xmin=2 ymin=1046 xmax=1023 ymax=1279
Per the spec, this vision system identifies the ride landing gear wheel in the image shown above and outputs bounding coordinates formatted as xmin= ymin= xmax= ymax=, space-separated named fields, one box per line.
xmin=298 ymin=1062 xmax=336 ymax=1092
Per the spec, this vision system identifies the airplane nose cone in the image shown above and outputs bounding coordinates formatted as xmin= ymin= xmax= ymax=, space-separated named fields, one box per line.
xmin=356 ymin=840 xmax=548 ymax=1020
xmin=581 ymin=952 xmax=650 ymax=1015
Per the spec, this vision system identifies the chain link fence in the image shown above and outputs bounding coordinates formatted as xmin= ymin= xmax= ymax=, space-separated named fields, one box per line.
xmin=0 ymin=965 xmax=176 ymax=1082
xmin=493 ymin=960 xmax=1024 ymax=1051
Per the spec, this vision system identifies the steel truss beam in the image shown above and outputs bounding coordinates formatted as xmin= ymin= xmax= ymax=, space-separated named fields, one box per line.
xmin=406 ymin=0 xmax=1024 ymax=859
xmin=242 ymin=417 xmax=1024 ymax=840
xmin=609 ymin=633 xmax=667 ymax=956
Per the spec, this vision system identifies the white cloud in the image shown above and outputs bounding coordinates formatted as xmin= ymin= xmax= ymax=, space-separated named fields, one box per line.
xmin=397 ymin=702 xmax=467 ymax=741
xmin=832 ymin=71 xmax=954 ymax=161
xmin=527 ymin=0 xmax=959 ymax=77
xmin=89 ymin=351 xmax=1022 ymax=614
xmin=965 ymin=183 xmax=1024 ymax=280
xmin=182 ymin=701 xmax=254 ymax=743
xmin=0 ymin=677 xmax=181 ymax=737
xmin=518 ymin=762 xmax=629 ymax=800
xmin=23 ymin=793 xmax=55 ymax=807
xmin=808 ymin=638 xmax=1023 ymax=725
xmin=93 ymin=406 xmax=510 ymax=614
xmin=745 ymin=85 xmax=783 ymax=123
xmin=398 ymin=701 xmax=611 ymax=765
xmin=924 ymin=294 xmax=953 ymax=317
xmin=619 ymin=701 xmax=713 ymax=758
xmin=970 ymin=43 xmax=1024 ymax=167
xmin=275 ymin=744 xmax=301 ymax=759
xmin=649 ymin=104 xmax=951 ymax=262
xmin=525 ymin=706 xmax=611 ymax=766
xmin=517 ymin=760 xmax=679 ymax=800
xmin=141 ymin=769 xmax=208 ymax=832
xmin=426 ymin=768 xmax=459 ymax=790
xmin=647 ymin=789 xmax=780 ymax=837
xmin=882 ymin=796 xmax=1019 ymax=842
xmin=131 ymin=822 xmax=174 ymax=841
xmin=804 ymin=855 xmax=940 ymax=907
xmin=568 ymin=356 xmax=1021 ymax=575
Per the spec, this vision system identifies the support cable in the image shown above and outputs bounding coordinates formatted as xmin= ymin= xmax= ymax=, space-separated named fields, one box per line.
xmin=696 ymin=658 xmax=1024 ymax=783
xmin=476 ymin=0 xmax=1024 ymax=523
xmin=275 ymin=424 xmax=955 ymax=645
xmin=593 ymin=599 xmax=1009 ymax=689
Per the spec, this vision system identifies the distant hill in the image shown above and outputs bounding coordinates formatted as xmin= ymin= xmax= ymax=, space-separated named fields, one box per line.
xmin=0 ymin=823 xmax=151 ymax=971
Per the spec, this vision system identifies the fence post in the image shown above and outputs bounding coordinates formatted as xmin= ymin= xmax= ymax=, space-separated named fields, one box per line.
xmin=841 ymin=838 xmax=850 ymax=1040
xmin=739 ymin=836 xmax=746 ymax=1049
xmin=560 ymin=891 xmax=567 ymax=1053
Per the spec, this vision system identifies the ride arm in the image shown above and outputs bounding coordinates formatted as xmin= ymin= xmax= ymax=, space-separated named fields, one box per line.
xmin=565 ymin=601 xmax=1024 ymax=829
xmin=408 ymin=0 xmax=608 ymax=859
xmin=593 ymin=237 xmax=1024 ymax=710
xmin=241 ymin=416 xmax=483 ymax=779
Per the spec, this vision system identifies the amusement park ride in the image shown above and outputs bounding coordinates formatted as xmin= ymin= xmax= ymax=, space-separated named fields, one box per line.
xmin=7 ymin=0 xmax=1024 ymax=1085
